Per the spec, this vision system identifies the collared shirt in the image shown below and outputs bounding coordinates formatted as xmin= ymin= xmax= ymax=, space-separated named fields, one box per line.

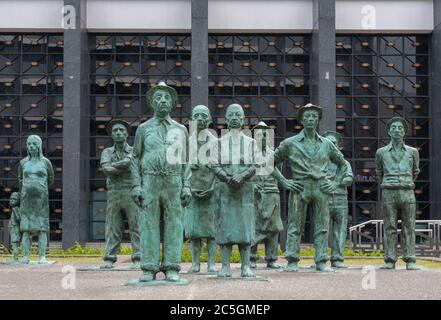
xmin=100 ymin=143 xmax=133 ymax=189
xmin=131 ymin=115 xmax=190 ymax=187
xmin=273 ymin=129 xmax=352 ymax=181
xmin=326 ymin=158 xmax=353 ymax=196
xmin=375 ymin=141 xmax=420 ymax=189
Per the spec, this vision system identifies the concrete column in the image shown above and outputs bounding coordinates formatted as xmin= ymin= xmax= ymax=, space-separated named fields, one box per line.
xmin=191 ymin=0 xmax=209 ymax=107
xmin=431 ymin=1 xmax=441 ymax=219
xmin=62 ymin=0 xmax=90 ymax=248
xmin=311 ymin=0 xmax=336 ymax=132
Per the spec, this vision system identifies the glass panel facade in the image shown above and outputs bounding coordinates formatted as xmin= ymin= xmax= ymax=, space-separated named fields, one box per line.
xmin=0 ymin=34 xmax=64 ymax=240
xmin=89 ymin=34 xmax=191 ymax=241
xmin=336 ymin=35 xmax=430 ymax=226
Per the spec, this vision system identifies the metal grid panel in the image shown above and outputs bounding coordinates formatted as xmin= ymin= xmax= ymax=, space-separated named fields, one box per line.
xmin=336 ymin=35 xmax=431 ymax=226
xmin=0 ymin=34 xmax=64 ymax=241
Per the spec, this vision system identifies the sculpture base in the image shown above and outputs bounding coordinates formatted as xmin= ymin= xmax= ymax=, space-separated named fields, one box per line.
xmin=0 ymin=260 xmax=57 ymax=265
xmin=77 ymin=265 xmax=141 ymax=272
xmin=126 ymin=278 xmax=190 ymax=287
xmin=207 ymin=275 xmax=269 ymax=281
xmin=181 ymin=271 xmax=217 ymax=275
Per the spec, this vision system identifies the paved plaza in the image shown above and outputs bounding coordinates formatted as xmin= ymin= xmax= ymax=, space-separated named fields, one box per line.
xmin=0 ymin=258 xmax=441 ymax=300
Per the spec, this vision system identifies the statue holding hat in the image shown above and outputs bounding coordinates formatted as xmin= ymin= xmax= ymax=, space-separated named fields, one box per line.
xmin=184 ymin=105 xmax=218 ymax=273
xmin=271 ymin=103 xmax=352 ymax=272
xmin=100 ymin=119 xmax=140 ymax=269
xmin=131 ymin=81 xmax=192 ymax=282
xmin=322 ymin=130 xmax=353 ymax=268
xmin=375 ymin=116 xmax=420 ymax=270
xmin=250 ymin=121 xmax=284 ymax=269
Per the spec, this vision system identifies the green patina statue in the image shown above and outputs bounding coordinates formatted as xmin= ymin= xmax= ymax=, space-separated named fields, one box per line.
xmin=322 ymin=131 xmax=353 ymax=268
xmin=213 ymin=103 xmax=256 ymax=278
xmin=19 ymin=134 xmax=54 ymax=264
xmin=272 ymin=104 xmax=352 ymax=272
xmin=8 ymin=192 xmax=21 ymax=263
xmin=185 ymin=105 xmax=218 ymax=273
xmin=131 ymin=81 xmax=192 ymax=282
xmin=100 ymin=119 xmax=141 ymax=269
xmin=250 ymin=121 xmax=283 ymax=269
xmin=376 ymin=117 xmax=420 ymax=270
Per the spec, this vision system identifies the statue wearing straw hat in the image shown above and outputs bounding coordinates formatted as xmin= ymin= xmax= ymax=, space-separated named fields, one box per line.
xmin=322 ymin=130 xmax=353 ymax=269
xmin=376 ymin=116 xmax=420 ymax=270
xmin=100 ymin=119 xmax=140 ymax=269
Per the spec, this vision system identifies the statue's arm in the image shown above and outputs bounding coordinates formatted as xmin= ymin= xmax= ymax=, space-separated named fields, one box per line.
xmin=330 ymin=142 xmax=352 ymax=180
xmin=18 ymin=160 xmax=23 ymax=190
xmin=100 ymin=149 xmax=122 ymax=176
xmin=46 ymin=158 xmax=54 ymax=186
xmin=271 ymin=141 xmax=288 ymax=182
xmin=338 ymin=159 xmax=353 ymax=187
xmin=131 ymin=125 xmax=144 ymax=188
xmin=181 ymin=129 xmax=191 ymax=189
xmin=375 ymin=150 xmax=383 ymax=182
xmin=412 ymin=148 xmax=420 ymax=181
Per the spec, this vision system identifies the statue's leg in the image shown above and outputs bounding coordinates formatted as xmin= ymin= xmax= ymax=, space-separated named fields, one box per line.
xmin=207 ymin=238 xmax=217 ymax=272
xmin=285 ymin=190 xmax=307 ymax=272
xmin=139 ymin=182 xmax=161 ymax=281
xmin=218 ymin=244 xmax=232 ymax=277
xmin=401 ymin=197 xmax=419 ymax=270
xmin=38 ymin=231 xmax=48 ymax=264
xmin=331 ymin=201 xmax=348 ymax=268
xmin=239 ymin=244 xmax=256 ymax=277
xmin=312 ymin=189 xmax=331 ymax=272
xmin=188 ymin=239 xmax=201 ymax=273
xmin=10 ymin=227 xmax=20 ymax=261
xmin=382 ymin=191 xmax=398 ymax=269
xmin=124 ymin=191 xmax=141 ymax=268
xmin=265 ymin=233 xmax=282 ymax=269
xmin=250 ymin=243 xmax=258 ymax=268
xmin=102 ymin=192 xmax=123 ymax=269
xmin=21 ymin=232 xmax=30 ymax=264
xmin=162 ymin=179 xmax=184 ymax=282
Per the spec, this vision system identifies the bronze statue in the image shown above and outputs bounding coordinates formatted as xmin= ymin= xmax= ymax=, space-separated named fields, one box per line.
xmin=8 ymin=192 xmax=21 ymax=263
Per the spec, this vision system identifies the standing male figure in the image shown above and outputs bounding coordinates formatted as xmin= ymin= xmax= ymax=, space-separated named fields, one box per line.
xmin=272 ymin=103 xmax=352 ymax=272
xmin=131 ymin=82 xmax=192 ymax=282
xmin=322 ymin=131 xmax=353 ymax=268
xmin=250 ymin=121 xmax=284 ymax=269
xmin=185 ymin=105 xmax=218 ymax=273
xmin=375 ymin=116 xmax=420 ymax=270
xmin=8 ymin=192 xmax=21 ymax=263
xmin=101 ymin=119 xmax=140 ymax=269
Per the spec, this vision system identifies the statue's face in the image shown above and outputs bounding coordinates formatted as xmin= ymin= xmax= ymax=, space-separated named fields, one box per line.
xmin=9 ymin=195 xmax=19 ymax=207
xmin=27 ymin=137 xmax=39 ymax=156
xmin=301 ymin=110 xmax=319 ymax=130
xmin=388 ymin=121 xmax=405 ymax=140
xmin=325 ymin=135 xmax=339 ymax=147
xmin=192 ymin=106 xmax=212 ymax=130
xmin=152 ymin=90 xmax=173 ymax=117
xmin=226 ymin=105 xmax=244 ymax=129
xmin=111 ymin=123 xmax=128 ymax=143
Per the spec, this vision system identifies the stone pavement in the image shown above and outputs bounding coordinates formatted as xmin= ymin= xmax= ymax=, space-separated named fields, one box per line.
xmin=1 ymin=260 xmax=441 ymax=300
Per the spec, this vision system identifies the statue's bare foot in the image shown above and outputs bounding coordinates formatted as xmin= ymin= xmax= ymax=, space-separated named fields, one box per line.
xmin=100 ymin=261 xmax=114 ymax=269
xmin=38 ymin=257 xmax=47 ymax=264
xmin=22 ymin=257 xmax=30 ymax=264
xmin=139 ymin=271 xmax=156 ymax=282
xmin=331 ymin=261 xmax=346 ymax=269
xmin=267 ymin=261 xmax=282 ymax=269
xmin=241 ymin=266 xmax=256 ymax=277
xmin=316 ymin=262 xmax=333 ymax=272
xmin=217 ymin=266 xmax=232 ymax=277
xmin=250 ymin=260 xmax=257 ymax=269
xmin=380 ymin=262 xmax=395 ymax=270
xmin=406 ymin=262 xmax=420 ymax=270
xmin=131 ymin=261 xmax=141 ymax=269
xmin=187 ymin=263 xmax=200 ymax=273
xmin=165 ymin=270 xmax=180 ymax=282
xmin=207 ymin=264 xmax=217 ymax=273
xmin=284 ymin=262 xmax=299 ymax=272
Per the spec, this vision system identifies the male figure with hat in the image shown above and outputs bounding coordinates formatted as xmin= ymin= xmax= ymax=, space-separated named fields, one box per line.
xmin=131 ymin=82 xmax=192 ymax=282
xmin=250 ymin=121 xmax=284 ymax=269
xmin=184 ymin=105 xmax=218 ymax=273
xmin=100 ymin=119 xmax=140 ymax=269
xmin=8 ymin=192 xmax=22 ymax=263
xmin=376 ymin=116 xmax=420 ymax=270
xmin=272 ymin=103 xmax=352 ymax=272
xmin=322 ymin=131 xmax=353 ymax=268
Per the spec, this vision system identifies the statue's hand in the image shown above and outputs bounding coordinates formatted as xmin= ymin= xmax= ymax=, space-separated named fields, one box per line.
xmin=281 ymin=179 xmax=303 ymax=193
xmin=320 ymin=180 xmax=337 ymax=194
xmin=340 ymin=176 xmax=353 ymax=186
xmin=131 ymin=186 xmax=143 ymax=207
xmin=228 ymin=173 xmax=244 ymax=189
xmin=114 ymin=158 xmax=131 ymax=169
xmin=181 ymin=187 xmax=192 ymax=207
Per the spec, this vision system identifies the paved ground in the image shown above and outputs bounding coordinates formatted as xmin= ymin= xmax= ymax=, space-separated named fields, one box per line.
xmin=1 ymin=258 xmax=441 ymax=300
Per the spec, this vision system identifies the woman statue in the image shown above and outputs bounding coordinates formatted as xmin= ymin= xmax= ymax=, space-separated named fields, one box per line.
xmin=18 ymin=135 xmax=54 ymax=264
